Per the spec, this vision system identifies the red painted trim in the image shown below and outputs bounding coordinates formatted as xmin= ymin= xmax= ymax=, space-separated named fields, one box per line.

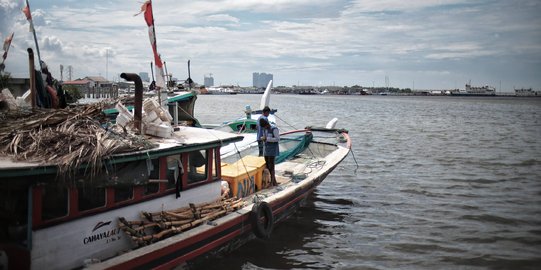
xmin=159 ymin=225 xmax=247 ymax=269
xmin=271 ymin=187 xmax=312 ymax=217
xmin=216 ymin=147 xmax=222 ymax=179
xmin=133 ymin=185 xmax=144 ymax=200
xmin=208 ymin=149 xmax=214 ymax=180
xmin=341 ymin=131 xmax=352 ymax=149
xmin=32 ymin=186 xmax=42 ymax=227
xmin=106 ymin=214 xmax=251 ymax=269
xmin=181 ymin=153 xmax=188 ymax=189
xmin=105 ymin=187 xmax=114 ymax=208
xmin=159 ymin=156 xmax=167 ymax=192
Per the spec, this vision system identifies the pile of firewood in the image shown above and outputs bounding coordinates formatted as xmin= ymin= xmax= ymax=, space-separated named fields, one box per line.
xmin=118 ymin=198 xmax=245 ymax=247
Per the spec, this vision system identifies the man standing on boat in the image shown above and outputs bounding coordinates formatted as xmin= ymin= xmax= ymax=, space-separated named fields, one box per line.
xmin=260 ymin=118 xmax=279 ymax=186
xmin=256 ymin=106 xmax=271 ymax=156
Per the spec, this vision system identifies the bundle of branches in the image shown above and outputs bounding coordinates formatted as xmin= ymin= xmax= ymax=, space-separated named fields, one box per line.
xmin=0 ymin=101 xmax=156 ymax=175
xmin=118 ymin=198 xmax=245 ymax=247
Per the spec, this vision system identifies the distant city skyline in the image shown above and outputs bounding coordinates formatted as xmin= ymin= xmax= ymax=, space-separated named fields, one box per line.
xmin=252 ymin=72 xmax=273 ymax=88
xmin=1 ymin=1 xmax=540 ymax=91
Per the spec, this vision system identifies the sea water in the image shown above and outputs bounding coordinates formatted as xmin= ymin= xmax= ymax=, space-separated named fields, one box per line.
xmin=193 ymin=94 xmax=541 ymax=270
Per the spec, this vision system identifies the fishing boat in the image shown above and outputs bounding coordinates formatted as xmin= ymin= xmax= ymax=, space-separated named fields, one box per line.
xmin=0 ymin=73 xmax=351 ymax=269
xmin=207 ymin=80 xmax=276 ymax=134
xmin=207 ymin=79 xmax=340 ymax=160
xmin=102 ymin=90 xmax=200 ymax=128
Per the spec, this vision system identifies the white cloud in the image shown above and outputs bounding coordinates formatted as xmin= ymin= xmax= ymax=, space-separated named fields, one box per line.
xmin=1 ymin=0 xmax=540 ymax=90
xmin=205 ymin=14 xmax=240 ymax=24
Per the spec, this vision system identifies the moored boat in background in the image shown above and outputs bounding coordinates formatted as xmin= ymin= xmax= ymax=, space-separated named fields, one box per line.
xmin=449 ymin=83 xmax=496 ymax=96
xmin=515 ymin=88 xmax=539 ymax=96
xmin=208 ymin=80 xmax=275 ymax=134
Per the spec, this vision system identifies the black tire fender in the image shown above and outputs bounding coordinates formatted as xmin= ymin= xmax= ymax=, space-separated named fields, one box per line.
xmin=250 ymin=201 xmax=274 ymax=239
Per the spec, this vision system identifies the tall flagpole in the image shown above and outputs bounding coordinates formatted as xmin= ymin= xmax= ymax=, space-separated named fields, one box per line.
xmin=138 ymin=0 xmax=166 ymax=105
xmin=25 ymin=0 xmax=43 ymax=71
xmin=149 ymin=0 xmax=163 ymax=88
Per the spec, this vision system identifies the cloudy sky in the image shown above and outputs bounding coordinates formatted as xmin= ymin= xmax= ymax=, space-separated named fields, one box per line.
xmin=1 ymin=0 xmax=540 ymax=90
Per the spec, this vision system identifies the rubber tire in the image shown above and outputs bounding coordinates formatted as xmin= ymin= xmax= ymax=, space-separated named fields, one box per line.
xmin=250 ymin=201 xmax=274 ymax=239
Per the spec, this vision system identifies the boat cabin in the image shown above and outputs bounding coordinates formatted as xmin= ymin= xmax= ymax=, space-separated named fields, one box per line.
xmin=0 ymin=126 xmax=243 ymax=269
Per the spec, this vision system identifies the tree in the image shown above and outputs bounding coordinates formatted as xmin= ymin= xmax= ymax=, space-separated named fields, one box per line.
xmin=63 ymin=85 xmax=83 ymax=103
xmin=0 ymin=72 xmax=11 ymax=90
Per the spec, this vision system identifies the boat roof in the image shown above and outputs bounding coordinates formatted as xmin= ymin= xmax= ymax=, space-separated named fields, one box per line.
xmin=0 ymin=126 xmax=243 ymax=177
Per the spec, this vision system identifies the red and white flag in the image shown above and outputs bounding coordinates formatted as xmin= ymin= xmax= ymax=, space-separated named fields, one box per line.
xmin=3 ymin=32 xmax=14 ymax=52
xmin=1 ymin=32 xmax=14 ymax=68
xmin=22 ymin=1 xmax=34 ymax=32
xmin=1 ymin=32 xmax=14 ymax=71
xmin=136 ymin=0 xmax=165 ymax=89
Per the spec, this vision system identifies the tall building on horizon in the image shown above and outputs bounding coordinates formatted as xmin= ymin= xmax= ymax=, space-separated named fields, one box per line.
xmin=204 ymin=74 xmax=214 ymax=87
xmin=253 ymin=72 xmax=273 ymax=88
xmin=139 ymin=72 xmax=150 ymax=82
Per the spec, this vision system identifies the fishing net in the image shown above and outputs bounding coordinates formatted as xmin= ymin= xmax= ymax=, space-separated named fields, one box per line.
xmin=276 ymin=132 xmax=313 ymax=163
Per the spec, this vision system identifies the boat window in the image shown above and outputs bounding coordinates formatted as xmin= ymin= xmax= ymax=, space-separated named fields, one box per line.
xmin=166 ymin=155 xmax=183 ymax=190
xmin=42 ymin=184 xmax=68 ymax=221
xmin=187 ymin=150 xmax=208 ymax=183
xmin=145 ymin=158 xmax=160 ymax=195
xmin=114 ymin=186 xmax=133 ymax=203
xmin=148 ymin=158 xmax=160 ymax=179
xmin=236 ymin=124 xmax=245 ymax=132
xmin=78 ymin=187 xmax=106 ymax=211
xmin=0 ymin=183 xmax=28 ymax=241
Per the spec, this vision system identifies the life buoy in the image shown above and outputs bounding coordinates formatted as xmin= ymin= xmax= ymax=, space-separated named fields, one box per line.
xmin=250 ymin=201 xmax=274 ymax=239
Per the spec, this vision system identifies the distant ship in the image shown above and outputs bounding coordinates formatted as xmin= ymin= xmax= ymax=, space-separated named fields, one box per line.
xmin=202 ymin=86 xmax=239 ymax=95
xmin=515 ymin=88 xmax=539 ymax=96
xmin=450 ymin=83 xmax=496 ymax=96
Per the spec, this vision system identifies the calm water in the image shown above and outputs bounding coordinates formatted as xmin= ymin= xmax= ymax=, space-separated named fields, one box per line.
xmin=193 ymin=94 xmax=541 ymax=270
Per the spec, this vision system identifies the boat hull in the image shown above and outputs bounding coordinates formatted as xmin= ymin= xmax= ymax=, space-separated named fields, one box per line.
xmin=87 ymin=138 xmax=350 ymax=269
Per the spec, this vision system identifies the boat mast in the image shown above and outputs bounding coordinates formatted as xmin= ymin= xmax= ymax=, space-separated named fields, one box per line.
xmin=164 ymin=61 xmax=169 ymax=89
xmin=187 ymin=60 xmax=192 ymax=91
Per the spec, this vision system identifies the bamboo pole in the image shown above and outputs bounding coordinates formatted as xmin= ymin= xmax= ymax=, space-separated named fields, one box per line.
xmin=118 ymin=198 xmax=245 ymax=246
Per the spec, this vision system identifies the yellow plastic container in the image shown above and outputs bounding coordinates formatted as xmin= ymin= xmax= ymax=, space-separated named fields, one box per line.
xmin=221 ymin=164 xmax=259 ymax=198
xmin=239 ymin=155 xmax=266 ymax=168
xmin=232 ymin=156 xmax=266 ymax=191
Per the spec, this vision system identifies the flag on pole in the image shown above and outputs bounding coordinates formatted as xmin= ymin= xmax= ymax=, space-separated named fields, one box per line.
xmin=1 ymin=32 xmax=14 ymax=71
xmin=22 ymin=0 xmax=43 ymax=71
xmin=22 ymin=2 xmax=34 ymax=32
xmin=2 ymin=32 xmax=14 ymax=52
xmin=136 ymin=0 xmax=165 ymax=89
xmin=22 ymin=5 xmax=31 ymax=20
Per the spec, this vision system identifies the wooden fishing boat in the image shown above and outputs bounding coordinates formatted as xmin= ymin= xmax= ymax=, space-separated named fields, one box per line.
xmin=206 ymin=80 xmax=276 ymax=134
xmin=0 ymin=74 xmax=351 ymax=270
